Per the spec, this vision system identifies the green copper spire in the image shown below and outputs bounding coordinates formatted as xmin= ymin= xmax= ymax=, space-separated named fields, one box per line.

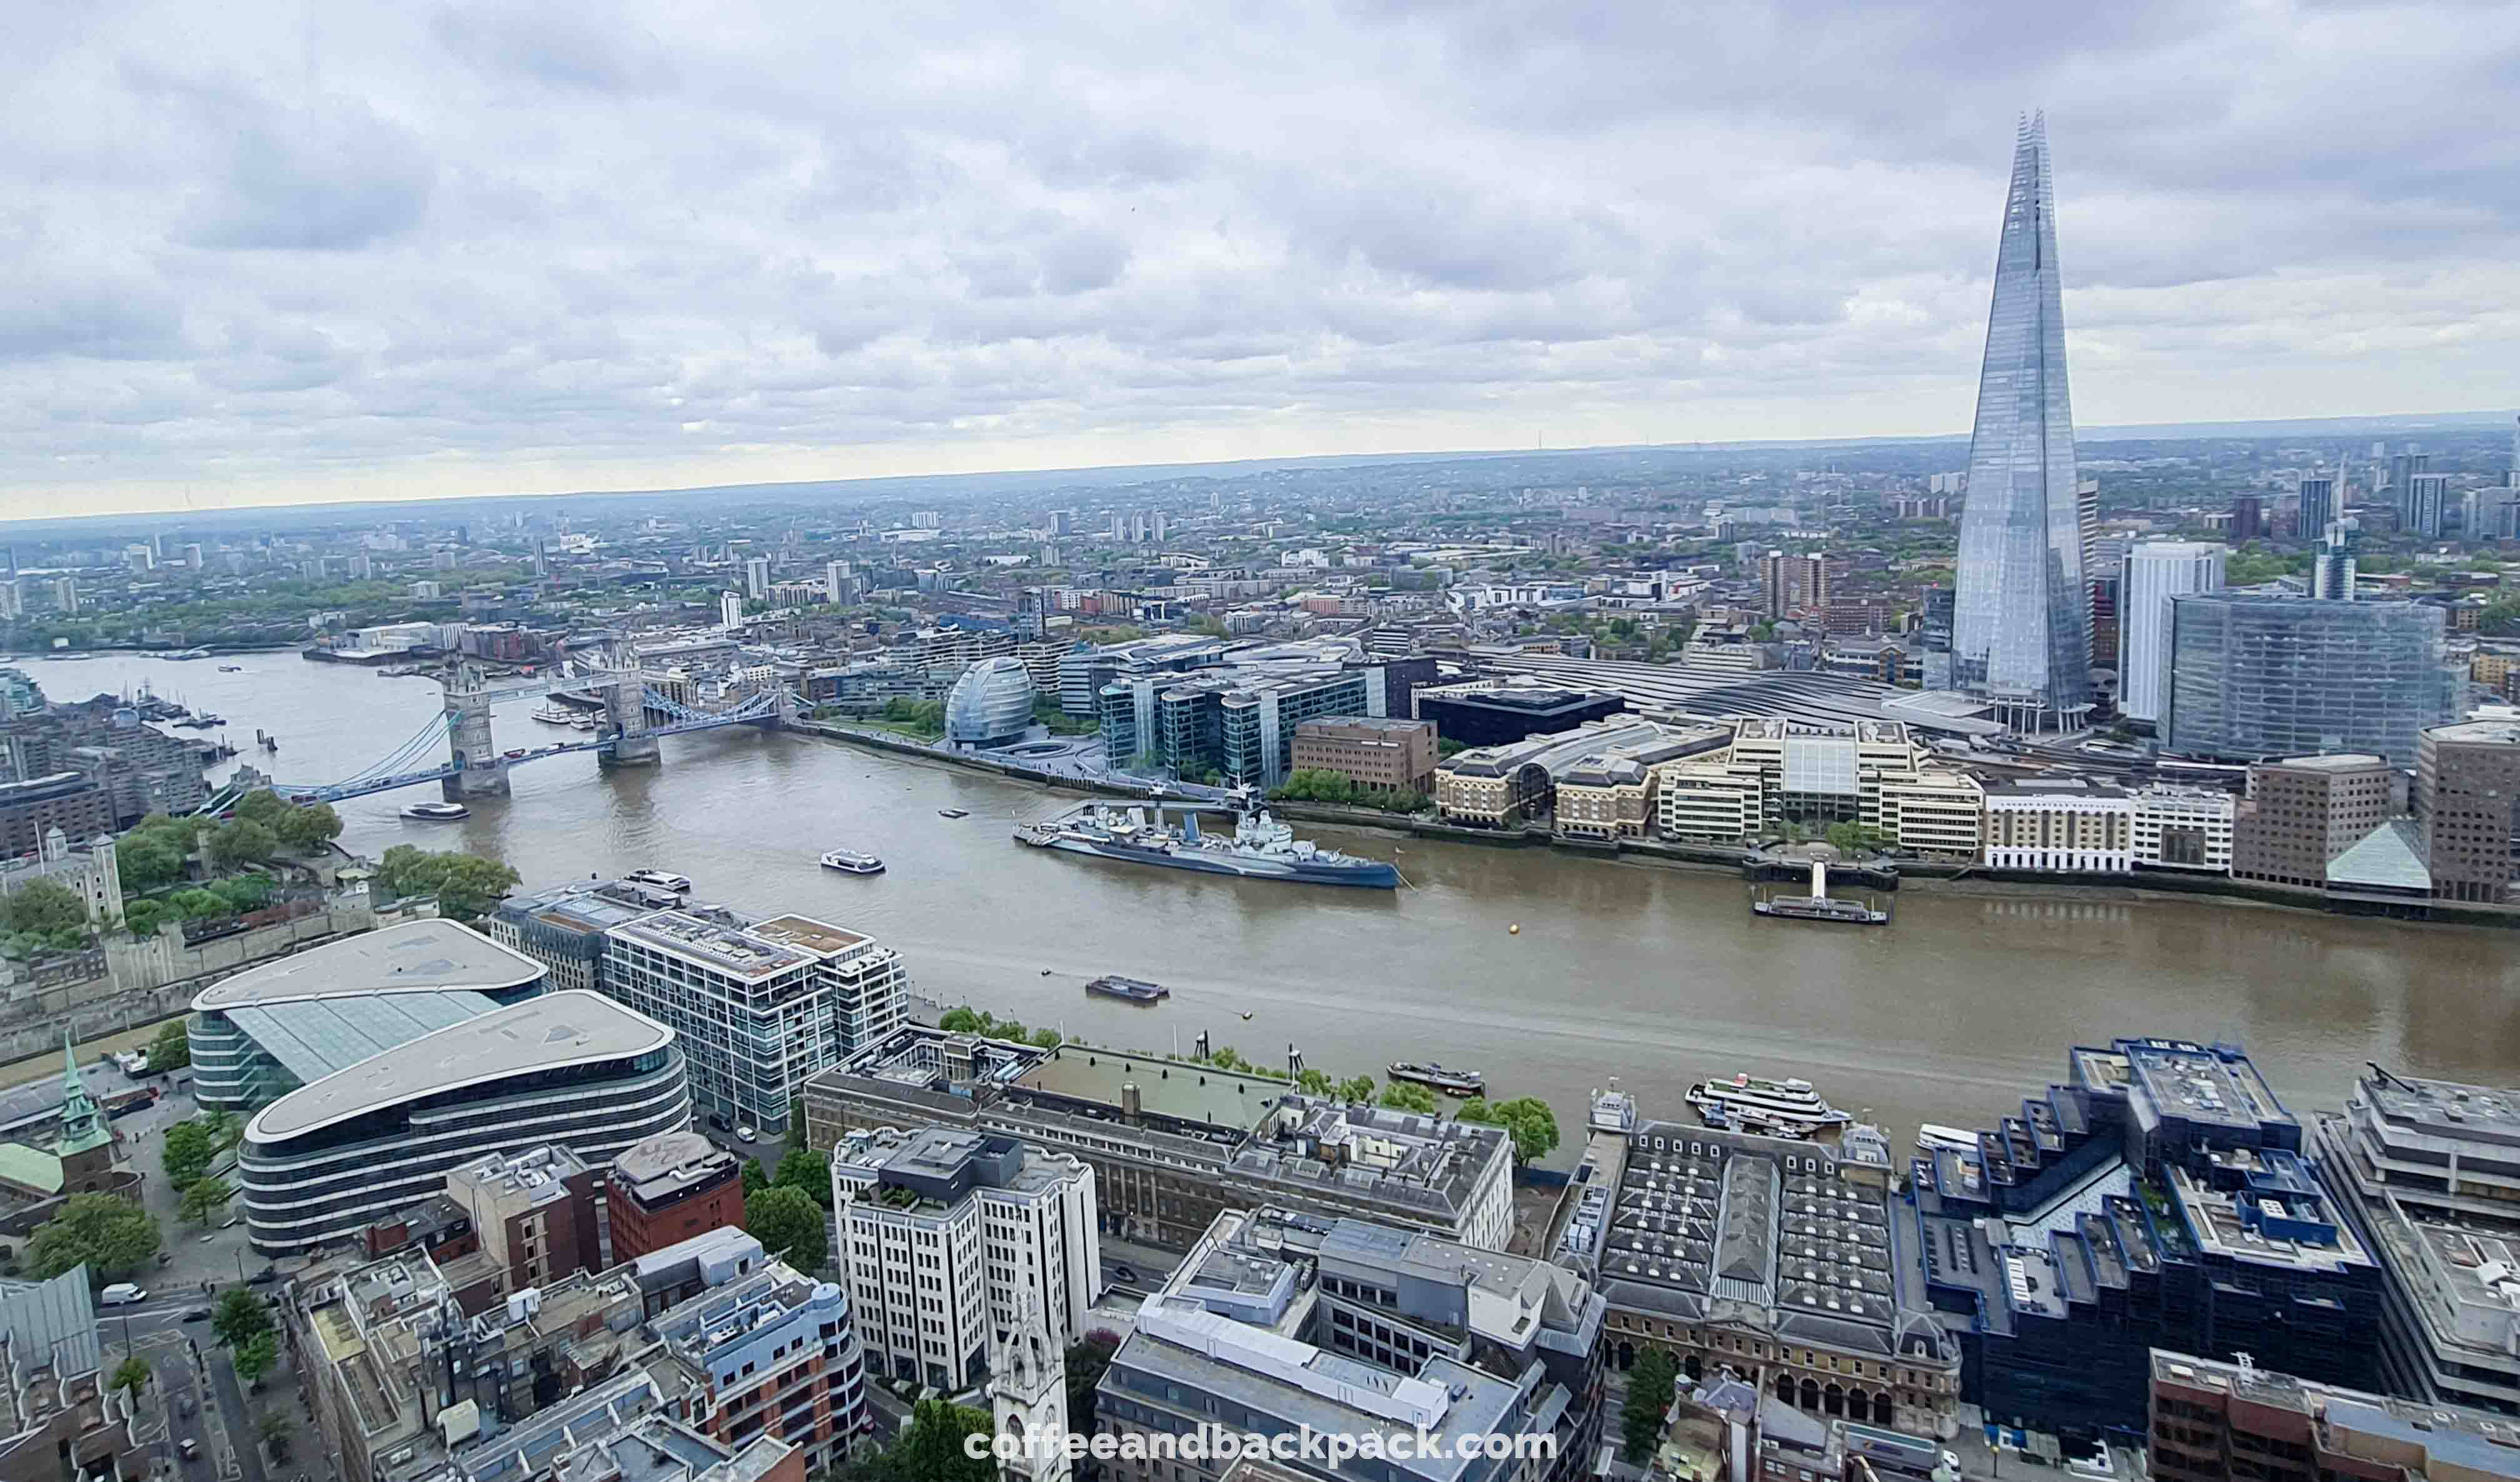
xmin=54 ymin=1030 xmax=111 ymax=1159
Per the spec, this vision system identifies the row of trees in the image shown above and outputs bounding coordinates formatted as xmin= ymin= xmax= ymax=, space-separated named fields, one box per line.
xmin=162 ymin=1110 xmax=243 ymax=1229
xmin=2 ymin=877 xmax=95 ymax=958
xmin=374 ymin=845 xmax=520 ymax=921
xmin=874 ymin=697 xmax=948 ymax=737
xmin=933 ymin=1005 xmax=1561 ymax=1164
xmin=117 ymin=792 xmax=343 ymax=897
xmin=1268 ymin=769 xmax=1428 ymax=815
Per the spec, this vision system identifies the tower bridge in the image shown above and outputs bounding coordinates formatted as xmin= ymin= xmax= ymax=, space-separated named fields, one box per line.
xmin=258 ymin=633 xmax=800 ymax=806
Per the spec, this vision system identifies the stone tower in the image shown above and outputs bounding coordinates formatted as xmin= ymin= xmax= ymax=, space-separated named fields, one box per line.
xmin=53 ymin=1031 xmax=119 ymax=1196
xmin=987 ymin=1296 xmax=1072 ymax=1482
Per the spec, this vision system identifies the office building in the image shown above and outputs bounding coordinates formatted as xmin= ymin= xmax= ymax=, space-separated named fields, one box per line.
xmin=2118 ymin=542 xmax=2226 ymax=728
xmin=449 ymin=1376 xmax=807 ymax=1482
xmin=1289 ymin=716 xmax=1438 ymax=795
xmin=233 ymin=989 xmax=686 ymax=1255
xmin=829 ymin=1126 xmax=1101 ymax=1390
xmin=1648 ymin=718 xmax=1954 ymax=846
xmin=823 ymin=559 xmax=856 ymax=607
xmin=2317 ymin=1068 xmax=2520 ymax=1414
xmin=642 ymin=1251 xmax=869 ymax=1473
xmin=1097 ymin=652 xmax=1373 ymax=786
xmin=1762 ymin=551 xmax=1830 ymax=619
xmin=1874 ymin=769 xmax=1988 ymax=861
xmin=189 ymin=918 xmax=551 ymax=1114
xmin=2131 ymin=786 xmax=2236 ymax=872
xmin=1910 ymin=1038 xmax=2382 ymax=1438
xmin=1098 ymin=1206 xmax=1604 ymax=1482
xmin=2416 ymin=720 xmax=2520 ymax=903
xmin=0 ymin=771 xmax=116 ymax=858
xmin=609 ymin=1129 xmax=748 ymax=1262
xmin=1435 ymin=718 xmax=1725 ymax=832
xmin=1951 ymin=116 xmax=2092 ymax=732
xmin=743 ymin=556 xmax=771 ymax=599
xmin=2229 ymin=494 xmax=2264 ymax=541
xmin=2296 ymin=470 xmax=2338 ymax=540
xmin=944 ymin=655 xmax=1038 ymax=748
xmin=1412 ymin=679 xmax=1628 ymax=746
xmin=1982 ymin=778 xmax=2132 ymax=871
xmin=718 ymin=591 xmax=742 ymax=629
xmin=806 ymin=1027 xmax=1516 ymax=1251
xmin=603 ymin=909 xmax=906 ymax=1138
xmin=1599 ymin=1117 xmax=1965 ymax=1440
xmin=444 ymin=1144 xmax=607 ymax=1293
xmin=2149 ymin=1349 xmax=2520 ymax=1482
xmin=2230 ymin=754 xmax=2401 ymax=889
xmin=2164 ymin=594 xmax=2461 ymax=766
xmin=485 ymin=876 xmax=680 ymax=994
xmin=2312 ymin=521 xmax=2359 ymax=600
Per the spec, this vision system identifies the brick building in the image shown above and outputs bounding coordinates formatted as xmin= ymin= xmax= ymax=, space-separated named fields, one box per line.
xmin=2416 ymin=721 xmax=2520 ymax=903
xmin=1289 ymin=716 xmax=1437 ymax=795
xmin=606 ymin=1129 xmax=747 ymax=1262
xmin=2231 ymin=754 xmax=2400 ymax=889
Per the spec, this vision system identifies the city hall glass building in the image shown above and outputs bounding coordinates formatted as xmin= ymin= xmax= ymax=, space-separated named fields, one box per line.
xmin=1950 ymin=115 xmax=2092 ymax=732
xmin=2163 ymin=594 xmax=2462 ymax=767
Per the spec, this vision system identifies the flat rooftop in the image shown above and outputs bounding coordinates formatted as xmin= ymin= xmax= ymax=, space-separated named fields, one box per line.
xmin=2429 ymin=720 xmax=2520 ymax=746
xmin=748 ymin=913 xmax=868 ymax=956
xmin=610 ymin=911 xmax=811 ymax=981
xmin=246 ymin=989 xmax=671 ymax=1143
xmin=2364 ymin=1073 xmax=2520 ymax=1143
xmin=1016 ymin=1043 xmax=1286 ymax=1130
xmin=195 ymin=918 xmax=544 ymax=1011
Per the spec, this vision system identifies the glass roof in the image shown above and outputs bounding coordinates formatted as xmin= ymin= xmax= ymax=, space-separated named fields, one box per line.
xmin=2326 ymin=819 xmax=2433 ymax=893
xmin=1781 ymin=736 xmax=1860 ymax=796
xmin=224 ymin=990 xmax=498 ymax=1085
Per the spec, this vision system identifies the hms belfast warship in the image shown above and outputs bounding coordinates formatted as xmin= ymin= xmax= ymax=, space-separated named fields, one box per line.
xmin=1014 ymin=794 xmax=1399 ymax=889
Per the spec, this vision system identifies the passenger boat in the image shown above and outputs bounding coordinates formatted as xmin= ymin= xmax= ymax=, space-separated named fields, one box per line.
xmin=531 ymin=704 xmax=576 ymax=724
xmin=1085 ymin=975 xmax=1170 ymax=1003
xmin=623 ymin=869 xmax=692 ymax=893
xmin=819 ymin=851 xmax=885 ymax=876
xmin=218 ymin=664 xmax=243 ymax=673
xmin=1686 ymin=1073 xmax=1854 ymax=1134
xmin=1752 ymin=894 xmax=1889 ymax=924
xmin=938 ymin=808 xmax=969 ymax=819
xmin=401 ymin=801 xmax=470 ymax=821
xmin=1916 ymin=1123 xmax=1982 ymax=1155
xmin=1388 ymin=1061 xmax=1484 ymax=1096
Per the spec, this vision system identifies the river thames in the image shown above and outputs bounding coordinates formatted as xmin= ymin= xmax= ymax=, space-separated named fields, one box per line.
xmin=31 ymin=650 xmax=2520 ymax=1158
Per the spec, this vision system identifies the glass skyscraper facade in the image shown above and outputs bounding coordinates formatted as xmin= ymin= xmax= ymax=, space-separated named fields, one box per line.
xmin=1951 ymin=114 xmax=2091 ymax=731
xmin=2164 ymin=594 xmax=2462 ymax=766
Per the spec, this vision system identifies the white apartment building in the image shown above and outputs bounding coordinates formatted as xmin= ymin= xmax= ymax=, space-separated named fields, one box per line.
xmin=2119 ymin=541 xmax=2226 ymax=726
xmin=831 ymin=1126 xmax=1101 ymax=1392
xmin=1983 ymin=779 xmax=2134 ymax=871
xmin=601 ymin=909 xmax=904 ymax=1138
xmin=2131 ymin=785 xmax=2236 ymax=872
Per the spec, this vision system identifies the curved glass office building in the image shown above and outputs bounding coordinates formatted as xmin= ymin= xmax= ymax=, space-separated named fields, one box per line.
xmin=236 ymin=989 xmax=688 ymax=1255
xmin=2164 ymin=594 xmax=2462 ymax=766
xmin=944 ymin=656 xmax=1036 ymax=748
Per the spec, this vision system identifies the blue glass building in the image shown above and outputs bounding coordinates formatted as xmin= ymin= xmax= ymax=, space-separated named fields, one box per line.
xmin=2163 ymin=594 xmax=2461 ymax=766
xmin=943 ymin=655 xmax=1037 ymax=748
xmin=1951 ymin=115 xmax=2092 ymax=732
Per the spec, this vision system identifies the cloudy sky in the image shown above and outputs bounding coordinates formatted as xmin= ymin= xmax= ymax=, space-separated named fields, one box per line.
xmin=8 ymin=3 xmax=2518 ymax=519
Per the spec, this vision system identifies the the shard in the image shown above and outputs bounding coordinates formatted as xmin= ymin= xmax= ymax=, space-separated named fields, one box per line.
xmin=1951 ymin=113 xmax=2092 ymax=731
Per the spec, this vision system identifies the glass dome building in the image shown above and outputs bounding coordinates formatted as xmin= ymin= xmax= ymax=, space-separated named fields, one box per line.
xmin=945 ymin=656 xmax=1038 ymax=748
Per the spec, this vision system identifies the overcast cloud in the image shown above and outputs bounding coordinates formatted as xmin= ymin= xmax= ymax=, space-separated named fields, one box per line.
xmin=6 ymin=1 xmax=2518 ymax=517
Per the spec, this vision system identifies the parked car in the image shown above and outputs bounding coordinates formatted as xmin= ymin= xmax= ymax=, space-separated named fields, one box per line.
xmin=181 ymin=1308 xmax=211 ymax=1323
xmin=734 ymin=1124 xmax=758 ymax=1143
xmin=100 ymin=1283 xmax=146 ymax=1306
xmin=246 ymin=1267 xmax=278 ymax=1286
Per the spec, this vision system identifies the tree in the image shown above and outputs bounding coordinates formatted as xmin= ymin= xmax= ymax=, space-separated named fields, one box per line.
xmin=1029 ymin=1026 xmax=1063 ymax=1049
xmin=376 ymin=846 xmax=520 ymax=921
xmin=1378 ymin=1081 xmax=1439 ymax=1114
xmin=116 ymin=834 xmax=186 ymax=894
xmin=231 ymin=789 xmax=290 ymax=826
xmin=179 ymin=1176 xmax=234 ymax=1228
xmin=28 ymin=1195 xmax=161 ymax=1279
xmin=1482 ymin=1096 xmax=1561 ymax=1165
xmin=740 ymin=1157 xmax=770 ymax=1198
xmin=212 ymin=1287 xmax=272 ymax=1349
xmin=258 ymin=1407 xmax=295 ymax=1460
xmin=112 ymin=1357 xmax=151 ymax=1396
xmin=746 ymin=1185 xmax=828 ymax=1271
xmin=3 ymin=878 xmax=88 ymax=936
xmin=1824 ymin=821 xmax=1888 ymax=856
xmin=1622 ymin=1348 xmax=1682 ymax=1460
xmin=121 ymin=899 xmax=169 ymax=939
xmin=201 ymin=1109 xmax=242 ymax=1152
xmin=894 ymin=1398 xmax=994 ymax=1482
xmin=212 ymin=874 xmax=274 ymax=914
xmin=274 ymin=801 xmax=343 ymax=853
xmin=162 ymin=1119 xmax=218 ymax=1189
xmin=1333 ymin=1075 xmax=1376 ymax=1103
xmin=168 ymin=888 xmax=232 ymax=921
xmin=1066 ymin=1329 xmax=1122 ymax=1436
xmin=233 ymin=1333 xmax=277 ymax=1387
xmin=1296 ymin=1067 xmax=1332 ymax=1095
xmin=208 ymin=818 xmax=278 ymax=869
xmin=774 ymin=1146 xmax=833 ymax=1210
xmin=149 ymin=1019 xmax=191 ymax=1072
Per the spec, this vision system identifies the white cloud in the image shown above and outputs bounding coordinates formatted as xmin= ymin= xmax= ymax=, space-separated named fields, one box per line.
xmin=2 ymin=0 xmax=2517 ymax=516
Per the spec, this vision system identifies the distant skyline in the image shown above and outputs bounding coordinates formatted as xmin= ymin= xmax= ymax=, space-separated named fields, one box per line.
xmin=9 ymin=3 xmax=2519 ymax=519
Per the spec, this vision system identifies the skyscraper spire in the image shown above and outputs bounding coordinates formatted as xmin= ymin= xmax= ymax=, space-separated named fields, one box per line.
xmin=1949 ymin=113 xmax=2091 ymax=731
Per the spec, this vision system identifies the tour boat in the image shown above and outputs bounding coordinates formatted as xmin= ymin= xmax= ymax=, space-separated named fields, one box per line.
xmin=1686 ymin=1074 xmax=1854 ymax=1134
xmin=819 ymin=851 xmax=885 ymax=876
xmin=402 ymin=801 xmax=470 ymax=821
xmin=623 ymin=869 xmax=693 ymax=893
xmin=1387 ymin=1061 xmax=1485 ymax=1096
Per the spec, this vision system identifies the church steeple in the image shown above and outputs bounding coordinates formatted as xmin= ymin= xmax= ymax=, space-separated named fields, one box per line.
xmin=54 ymin=1031 xmax=112 ymax=1163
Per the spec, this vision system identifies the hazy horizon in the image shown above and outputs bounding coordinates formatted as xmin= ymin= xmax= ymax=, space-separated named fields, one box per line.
xmin=12 ymin=3 xmax=2518 ymax=520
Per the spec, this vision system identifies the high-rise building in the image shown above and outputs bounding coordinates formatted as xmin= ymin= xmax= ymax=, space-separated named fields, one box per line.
xmin=719 ymin=590 xmax=742 ymax=629
xmin=2228 ymin=494 xmax=2263 ymax=541
xmin=51 ymin=577 xmax=76 ymax=614
xmin=1951 ymin=116 xmax=2091 ymax=731
xmin=2406 ymin=473 xmax=2449 ymax=538
xmin=2415 ymin=720 xmax=2520 ymax=903
xmin=823 ymin=559 xmax=855 ymax=606
xmin=829 ymin=1126 xmax=1100 ymax=1391
xmin=1919 ymin=586 xmax=1955 ymax=691
xmin=744 ymin=555 xmax=771 ymax=599
xmin=2312 ymin=521 xmax=2359 ymax=600
xmin=2388 ymin=445 xmax=2428 ymax=505
xmin=2296 ymin=469 xmax=2338 ymax=540
xmin=2164 ymin=594 xmax=2461 ymax=766
xmin=2118 ymin=541 xmax=2227 ymax=728
xmin=2231 ymin=754 xmax=2400 ymax=889
xmin=1760 ymin=550 xmax=1828 ymax=619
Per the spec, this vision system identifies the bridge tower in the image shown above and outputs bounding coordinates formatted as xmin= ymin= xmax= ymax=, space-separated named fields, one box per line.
xmin=441 ymin=664 xmax=511 ymax=801
xmin=598 ymin=632 xmax=660 ymax=769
